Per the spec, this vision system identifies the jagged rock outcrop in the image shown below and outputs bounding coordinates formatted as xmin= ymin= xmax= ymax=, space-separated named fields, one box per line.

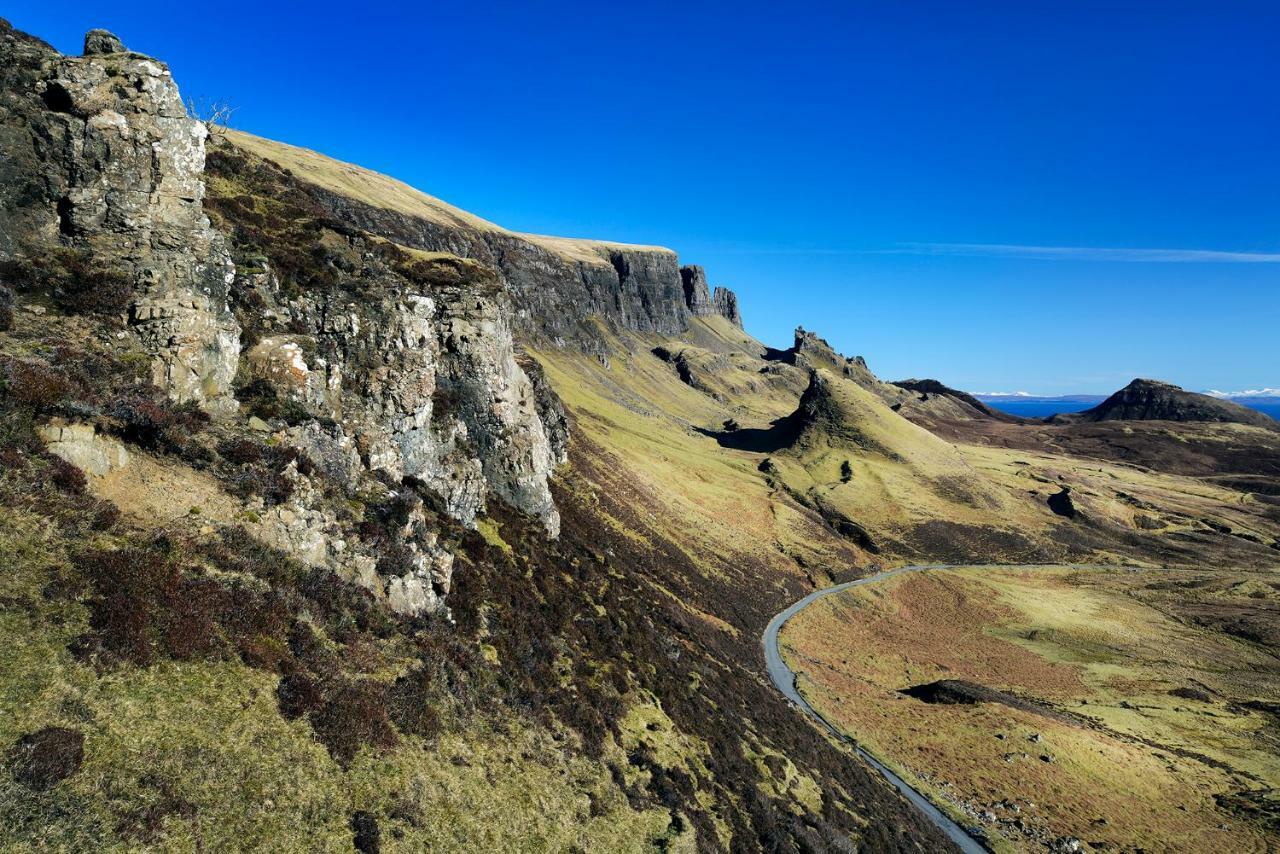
xmin=1062 ymin=378 xmax=1276 ymax=429
xmin=681 ymin=264 xmax=714 ymax=315
xmin=0 ymin=21 xmax=240 ymax=415
xmin=780 ymin=327 xmax=880 ymax=389
xmin=680 ymin=263 xmax=742 ymax=327
xmin=230 ymin=250 xmax=563 ymax=538
xmin=3 ymin=22 xmax=571 ymax=615
xmin=778 ymin=328 xmax=1004 ymax=424
xmin=712 ymin=285 xmax=742 ymax=327
xmin=82 ymin=28 xmax=124 ymax=55
xmin=681 ymin=265 xmax=743 ymax=327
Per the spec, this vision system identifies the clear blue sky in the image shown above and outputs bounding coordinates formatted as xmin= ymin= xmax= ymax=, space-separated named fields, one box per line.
xmin=9 ymin=2 xmax=1278 ymax=394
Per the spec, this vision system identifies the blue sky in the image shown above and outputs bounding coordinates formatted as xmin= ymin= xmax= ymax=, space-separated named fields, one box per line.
xmin=10 ymin=2 xmax=1278 ymax=393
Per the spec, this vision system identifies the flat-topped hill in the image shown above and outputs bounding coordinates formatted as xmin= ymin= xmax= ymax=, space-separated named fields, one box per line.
xmin=1060 ymin=378 xmax=1276 ymax=429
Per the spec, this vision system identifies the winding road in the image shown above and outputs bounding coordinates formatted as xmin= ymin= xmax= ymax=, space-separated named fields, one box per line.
xmin=762 ymin=564 xmax=988 ymax=853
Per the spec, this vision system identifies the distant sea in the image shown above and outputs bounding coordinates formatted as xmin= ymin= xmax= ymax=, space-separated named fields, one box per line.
xmin=986 ymin=400 xmax=1280 ymax=422
xmin=985 ymin=401 xmax=1094 ymax=418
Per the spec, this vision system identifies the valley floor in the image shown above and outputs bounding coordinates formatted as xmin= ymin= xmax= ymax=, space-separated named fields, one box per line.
xmin=779 ymin=565 xmax=1280 ymax=852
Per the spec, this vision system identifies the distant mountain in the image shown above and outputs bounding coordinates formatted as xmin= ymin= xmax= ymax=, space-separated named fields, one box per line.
xmin=1054 ymin=379 xmax=1277 ymax=428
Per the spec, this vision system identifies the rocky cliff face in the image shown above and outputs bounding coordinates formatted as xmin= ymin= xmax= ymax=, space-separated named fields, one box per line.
xmin=0 ymin=23 xmax=241 ymax=415
xmin=0 ymin=19 xmax=745 ymax=611
xmin=712 ymin=285 xmax=742 ymax=326
xmin=219 ymin=131 xmax=744 ymax=346
xmin=289 ymin=177 xmax=694 ymax=342
xmin=681 ymin=264 xmax=714 ymax=315
xmin=202 ymin=143 xmax=570 ymax=548
xmin=0 ymin=22 xmax=568 ymax=615
xmin=681 ymin=264 xmax=743 ymax=327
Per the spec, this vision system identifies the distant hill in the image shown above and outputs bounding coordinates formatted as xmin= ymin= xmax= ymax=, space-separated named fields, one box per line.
xmin=891 ymin=379 xmax=1014 ymax=420
xmin=1055 ymin=379 xmax=1277 ymax=428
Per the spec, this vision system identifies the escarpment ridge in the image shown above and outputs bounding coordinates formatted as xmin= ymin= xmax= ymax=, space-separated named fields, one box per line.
xmin=0 ymin=17 xmax=745 ymax=600
xmin=223 ymin=130 xmax=745 ymax=345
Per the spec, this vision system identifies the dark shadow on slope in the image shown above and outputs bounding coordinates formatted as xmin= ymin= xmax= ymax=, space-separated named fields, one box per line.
xmin=695 ymin=413 xmax=800 ymax=453
xmin=762 ymin=346 xmax=794 ymax=364
xmin=900 ymin=680 xmax=1084 ymax=727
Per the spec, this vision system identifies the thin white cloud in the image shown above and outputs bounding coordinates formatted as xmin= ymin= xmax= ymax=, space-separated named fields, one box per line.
xmin=716 ymin=243 xmax=1280 ymax=262
xmin=1206 ymin=388 xmax=1280 ymax=398
xmin=899 ymin=243 xmax=1280 ymax=263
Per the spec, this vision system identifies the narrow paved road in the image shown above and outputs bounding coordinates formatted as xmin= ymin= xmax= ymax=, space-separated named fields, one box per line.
xmin=762 ymin=564 xmax=988 ymax=853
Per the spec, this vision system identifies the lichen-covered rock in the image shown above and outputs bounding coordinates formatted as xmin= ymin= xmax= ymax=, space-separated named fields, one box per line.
xmin=245 ymin=335 xmax=328 ymax=404
xmin=515 ymin=353 xmax=569 ymax=466
xmin=0 ymin=22 xmax=240 ymax=415
xmin=206 ymin=161 xmax=564 ymax=537
xmin=434 ymin=284 xmax=561 ymax=535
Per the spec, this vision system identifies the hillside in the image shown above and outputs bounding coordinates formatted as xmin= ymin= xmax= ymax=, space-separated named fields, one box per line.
xmin=2 ymin=20 xmax=1278 ymax=853
xmin=1056 ymin=378 xmax=1277 ymax=429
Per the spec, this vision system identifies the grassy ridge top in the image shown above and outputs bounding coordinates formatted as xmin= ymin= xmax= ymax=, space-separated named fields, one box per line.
xmin=224 ymin=129 xmax=674 ymax=265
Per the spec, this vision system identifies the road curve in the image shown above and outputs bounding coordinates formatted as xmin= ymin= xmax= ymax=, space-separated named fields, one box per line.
xmin=762 ymin=564 xmax=988 ymax=854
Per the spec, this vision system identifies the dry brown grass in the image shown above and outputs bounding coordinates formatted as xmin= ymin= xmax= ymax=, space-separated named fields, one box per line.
xmin=782 ymin=566 xmax=1280 ymax=852
xmin=224 ymin=130 xmax=670 ymax=266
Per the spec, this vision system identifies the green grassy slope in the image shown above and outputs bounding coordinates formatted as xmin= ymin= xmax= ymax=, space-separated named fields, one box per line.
xmin=6 ymin=120 xmax=1279 ymax=854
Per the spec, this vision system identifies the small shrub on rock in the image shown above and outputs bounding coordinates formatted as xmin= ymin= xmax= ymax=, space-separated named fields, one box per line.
xmin=0 ymin=246 xmax=133 ymax=316
xmin=107 ymin=393 xmax=208 ymax=453
xmin=217 ymin=437 xmax=263 ymax=465
xmin=351 ymin=811 xmax=381 ymax=854
xmin=0 ymin=284 xmax=13 ymax=330
xmin=277 ymin=671 xmax=323 ymax=720
xmin=46 ymin=454 xmax=87 ymax=495
xmin=219 ymin=440 xmax=314 ymax=506
xmin=308 ymin=678 xmax=398 ymax=767
xmin=2 ymin=358 xmax=73 ymax=410
xmin=237 ymin=378 xmax=310 ymax=425
xmin=7 ymin=727 xmax=85 ymax=790
xmin=55 ymin=264 xmax=133 ymax=316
